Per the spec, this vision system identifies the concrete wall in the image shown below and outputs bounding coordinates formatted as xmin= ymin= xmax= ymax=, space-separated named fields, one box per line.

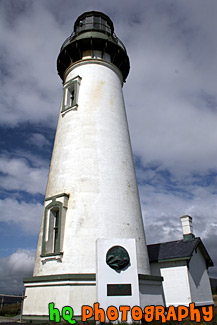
xmin=23 ymin=58 xmax=152 ymax=318
xmin=33 ymin=59 xmax=150 ymax=278
xmin=188 ymin=247 xmax=213 ymax=306
xmin=24 ymin=281 xmax=96 ymax=316
xmin=150 ymin=250 xmax=213 ymax=307
xmin=150 ymin=261 xmax=191 ymax=307
xmin=139 ymin=279 xmax=165 ymax=307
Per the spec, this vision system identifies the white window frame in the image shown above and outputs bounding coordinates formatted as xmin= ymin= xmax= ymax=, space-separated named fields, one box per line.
xmin=62 ymin=75 xmax=81 ymax=114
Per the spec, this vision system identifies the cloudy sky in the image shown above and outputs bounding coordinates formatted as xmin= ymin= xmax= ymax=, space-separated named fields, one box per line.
xmin=0 ymin=0 xmax=217 ymax=294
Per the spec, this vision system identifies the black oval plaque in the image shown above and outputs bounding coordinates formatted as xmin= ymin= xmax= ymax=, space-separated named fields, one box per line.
xmin=106 ymin=245 xmax=130 ymax=271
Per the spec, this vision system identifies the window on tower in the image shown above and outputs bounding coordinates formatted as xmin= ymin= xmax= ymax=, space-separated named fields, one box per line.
xmin=62 ymin=75 xmax=81 ymax=114
xmin=43 ymin=205 xmax=61 ymax=255
xmin=65 ymin=83 xmax=76 ymax=108
xmin=41 ymin=193 xmax=69 ymax=258
xmin=53 ymin=208 xmax=59 ymax=253
xmin=82 ymin=50 xmax=111 ymax=62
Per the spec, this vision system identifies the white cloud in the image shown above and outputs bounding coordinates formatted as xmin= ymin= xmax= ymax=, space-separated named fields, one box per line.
xmin=0 ymin=153 xmax=48 ymax=194
xmin=131 ymin=98 xmax=216 ymax=171
xmin=0 ymin=250 xmax=35 ymax=294
xmin=0 ymin=1 xmax=63 ymax=126
xmin=8 ymin=249 xmax=35 ymax=274
xmin=123 ymin=0 xmax=217 ymax=177
xmin=0 ymin=198 xmax=42 ymax=233
xmin=137 ymin=168 xmax=217 ymax=277
xmin=27 ymin=133 xmax=51 ymax=148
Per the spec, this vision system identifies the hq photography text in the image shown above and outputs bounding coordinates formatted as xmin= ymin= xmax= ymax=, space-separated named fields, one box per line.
xmin=49 ymin=302 xmax=213 ymax=323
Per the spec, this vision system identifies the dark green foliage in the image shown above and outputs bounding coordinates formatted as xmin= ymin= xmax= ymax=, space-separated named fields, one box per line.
xmin=0 ymin=303 xmax=21 ymax=316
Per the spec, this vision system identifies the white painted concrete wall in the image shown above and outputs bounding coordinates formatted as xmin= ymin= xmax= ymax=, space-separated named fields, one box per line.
xmin=139 ymin=279 xmax=165 ymax=307
xmin=150 ymin=250 xmax=213 ymax=307
xmin=161 ymin=265 xmax=191 ymax=307
xmin=150 ymin=261 xmax=191 ymax=307
xmin=188 ymin=248 xmax=213 ymax=306
xmin=33 ymin=59 xmax=150 ymax=277
xmin=24 ymin=281 xmax=96 ymax=316
xmin=24 ymin=59 xmax=152 ymax=318
xmin=97 ymin=238 xmax=140 ymax=322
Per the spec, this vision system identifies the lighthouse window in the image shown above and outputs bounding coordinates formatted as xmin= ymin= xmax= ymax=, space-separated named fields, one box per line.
xmin=70 ymin=89 xmax=75 ymax=105
xmin=44 ymin=206 xmax=61 ymax=255
xmin=53 ymin=209 xmax=59 ymax=253
xmin=93 ymin=50 xmax=102 ymax=59
xmin=62 ymin=76 xmax=81 ymax=113
xmin=93 ymin=16 xmax=100 ymax=29
xmin=101 ymin=18 xmax=106 ymax=31
xmin=84 ymin=16 xmax=93 ymax=29
xmin=41 ymin=201 xmax=62 ymax=256
xmin=64 ymin=83 xmax=76 ymax=109
xmin=41 ymin=193 xmax=69 ymax=258
xmin=103 ymin=52 xmax=111 ymax=62
xmin=82 ymin=50 xmax=92 ymax=59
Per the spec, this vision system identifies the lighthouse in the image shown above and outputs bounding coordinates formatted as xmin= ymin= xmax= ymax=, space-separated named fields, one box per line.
xmin=23 ymin=11 xmax=164 ymax=322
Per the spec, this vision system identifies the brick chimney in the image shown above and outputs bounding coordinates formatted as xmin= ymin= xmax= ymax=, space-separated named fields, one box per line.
xmin=180 ymin=215 xmax=195 ymax=241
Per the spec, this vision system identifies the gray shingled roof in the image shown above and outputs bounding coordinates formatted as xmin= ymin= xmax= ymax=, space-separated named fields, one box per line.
xmin=147 ymin=237 xmax=213 ymax=267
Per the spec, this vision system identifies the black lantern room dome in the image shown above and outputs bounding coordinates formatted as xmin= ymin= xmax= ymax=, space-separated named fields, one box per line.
xmin=57 ymin=11 xmax=130 ymax=82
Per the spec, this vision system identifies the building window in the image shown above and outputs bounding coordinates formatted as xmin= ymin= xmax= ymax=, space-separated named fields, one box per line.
xmin=62 ymin=76 xmax=81 ymax=113
xmin=103 ymin=52 xmax=111 ymax=62
xmin=41 ymin=193 xmax=69 ymax=257
xmin=82 ymin=50 xmax=111 ymax=62
xmin=93 ymin=50 xmax=102 ymax=59
xmin=52 ymin=208 xmax=60 ymax=253
xmin=82 ymin=50 xmax=92 ymax=59
xmin=65 ymin=83 xmax=76 ymax=108
xmin=42 ymin=202 xmax=62 ymax=256
xmin=46 ymin=206 xmax=60 ymax=254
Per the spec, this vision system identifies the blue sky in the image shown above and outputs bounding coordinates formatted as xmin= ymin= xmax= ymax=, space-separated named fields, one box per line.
xmin=0 ymin=0 xmax=217 ymax=294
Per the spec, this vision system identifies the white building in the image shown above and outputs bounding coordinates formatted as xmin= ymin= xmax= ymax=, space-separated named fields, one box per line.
xmin=22 ymin=11 xmax=164 ymax=323
xmin=148 ymin=215 xmax=214 ymax=307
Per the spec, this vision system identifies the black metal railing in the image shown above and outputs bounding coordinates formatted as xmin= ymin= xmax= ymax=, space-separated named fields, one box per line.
xmin=60 ymin=29 xmax=126 ymax=53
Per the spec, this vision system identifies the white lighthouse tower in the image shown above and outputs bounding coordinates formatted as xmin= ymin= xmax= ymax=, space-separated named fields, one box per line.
xmin=23 ymin=11 xmax=164 ymax=322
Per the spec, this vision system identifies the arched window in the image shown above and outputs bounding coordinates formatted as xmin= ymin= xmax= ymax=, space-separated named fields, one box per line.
xmin=41 ymin=193 xmax=69 ymax=258
xmin=48 ymin=206 xmax=60 ymax=254
xmin=53 ymin=208 xmax=59 ymax=253
xmin=42 ymin=202 xmax=62 ymax=256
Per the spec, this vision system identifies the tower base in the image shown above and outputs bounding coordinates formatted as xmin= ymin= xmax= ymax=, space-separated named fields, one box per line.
xmin=23 ymin=273 xmax=96 ymax=320
xmin=23 ymin=273 xmax=164 ymax=322
xmin=23 ymin=239 xmax=164 ymax=322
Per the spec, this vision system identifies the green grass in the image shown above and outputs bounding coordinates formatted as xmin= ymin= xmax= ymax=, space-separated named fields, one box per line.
xmin=0 ymin=302 xmax=21 ymax=317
